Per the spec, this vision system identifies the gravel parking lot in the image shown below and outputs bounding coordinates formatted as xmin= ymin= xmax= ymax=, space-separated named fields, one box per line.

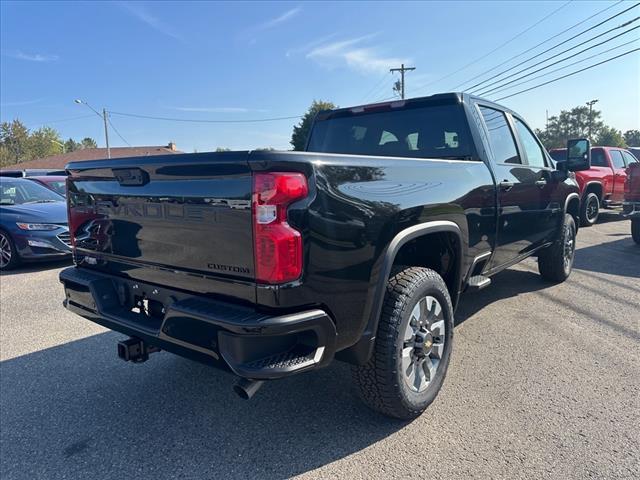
xmin=1 ymin=213 xmax=638 ymax=480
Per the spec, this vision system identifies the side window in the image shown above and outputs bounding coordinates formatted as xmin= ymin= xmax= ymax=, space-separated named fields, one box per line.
xmin=513 ymin=118 xmax=547 ymax=168
xmin=622 ymin=151 xmax=638 ymax=165
xmin=609 ymin=150 xmax=626 ymax=169
xmin=479 ymin=106 xmax=520 ymax=164
xmin=591 ymin=149 xmax=608 ymax=167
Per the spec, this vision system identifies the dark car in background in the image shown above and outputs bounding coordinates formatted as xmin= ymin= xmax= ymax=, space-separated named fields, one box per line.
xmin=26 ymin=176 xmax=67 ymax=197
xmin=0 ymin=177 xmax=71 ymax=270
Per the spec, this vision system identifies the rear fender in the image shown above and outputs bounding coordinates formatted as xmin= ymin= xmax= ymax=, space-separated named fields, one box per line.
xmin=338 ymin=220 xmax=465 ymax=364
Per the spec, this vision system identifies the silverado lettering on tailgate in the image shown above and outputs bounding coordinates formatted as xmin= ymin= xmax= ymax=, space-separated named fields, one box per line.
xmin=94 ymin=201 xmax=219 ymax=223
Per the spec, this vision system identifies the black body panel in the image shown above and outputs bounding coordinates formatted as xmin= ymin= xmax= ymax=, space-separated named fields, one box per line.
xmin=62 ymin=92 xmax=579 ymax=369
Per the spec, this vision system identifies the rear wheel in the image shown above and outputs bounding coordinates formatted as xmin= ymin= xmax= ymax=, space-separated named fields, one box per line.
xmin=352 ymin=267 xmax=454 ymax=419
xmin=632 ymin=219 xmax=640 ymax=245
xmin=580 ymin=192 xmax=600 ymax=226
xmin=0 ymin=230 xmax=19 ymax=271
xmin=538 ymin=213 xmax=576 ymax=283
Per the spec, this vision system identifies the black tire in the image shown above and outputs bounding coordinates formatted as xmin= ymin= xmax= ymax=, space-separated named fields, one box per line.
xmin=580 ymin=192 xmax=600 ymax=227
xmin=632 ymin=219 xmax=640 ymax=245
xmin=352 ymin=267 xmax=454 ymax=420
xmin=0 ymin=229 xmax=20 ymax=271
xmin=538 ymin=213 xmax=576 ymax=283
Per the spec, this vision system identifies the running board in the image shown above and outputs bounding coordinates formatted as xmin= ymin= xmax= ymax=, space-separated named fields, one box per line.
xmin=467 ymin=275 xmax=491 ymax=292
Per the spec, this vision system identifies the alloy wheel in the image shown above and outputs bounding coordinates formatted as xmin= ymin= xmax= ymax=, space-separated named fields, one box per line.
xmin=402 ymin=296 xmax=446 ymax=393
xmin=0 ymin=233 xmax=12 ymax=268
xmin=563 ymin=224 xmax=576 ymax=272
xmin=586 ymin=197 xmax=598 ymax=222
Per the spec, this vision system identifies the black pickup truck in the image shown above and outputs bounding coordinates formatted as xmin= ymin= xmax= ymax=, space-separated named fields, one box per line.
xmin=60 ymin=93 xmax=590 ymax=419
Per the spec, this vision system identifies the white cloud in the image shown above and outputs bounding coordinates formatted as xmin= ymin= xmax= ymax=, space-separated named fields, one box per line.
xmin=306 ymin=35 xmax=409 ymax=73
xmin=8 ymin=52 xmax=59 ymax=62
xmin=286 ymin=32 xmax=340 ymax=57
xmin=260 ymin=7 xmax=301 ymax=29
xmin=120 ymin=2 xmax=184 ymax=42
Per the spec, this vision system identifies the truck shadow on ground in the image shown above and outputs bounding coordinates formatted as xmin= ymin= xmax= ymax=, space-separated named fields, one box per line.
xmin=572 ymin=236 xmax=639 ymax=278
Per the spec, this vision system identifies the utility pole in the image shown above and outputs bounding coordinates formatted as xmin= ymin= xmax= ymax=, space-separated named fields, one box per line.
xmin=390 ymin=63 xmax=416 ymax=99
xmin=586 ymin=99 xmax=598 ymax=140
xmin=74 ymin=99 xmax=111 ymax=159
xmin=546 ymin=109 xmax=549 ymax=131
xmin=103 ymin=108 xmax=111 ymax=159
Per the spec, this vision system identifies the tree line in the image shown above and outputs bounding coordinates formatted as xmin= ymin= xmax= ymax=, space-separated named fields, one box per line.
xmin=0 ymin=119 xmax=97 ymax=168
xmin=534 ymin=105 xmax=639 ymax=150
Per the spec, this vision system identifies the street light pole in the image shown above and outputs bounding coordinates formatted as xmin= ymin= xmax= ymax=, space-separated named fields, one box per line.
xmin=74 ymin=99 xmax=110 ymax=159
xmin=586 ymin=99 xmax=598 ymax=141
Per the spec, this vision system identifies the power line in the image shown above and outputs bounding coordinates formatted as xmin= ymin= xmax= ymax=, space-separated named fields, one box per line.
xmin=475 ymin=23 xmax=640 ymax=96
xmin=412 ymin=0 xmax=573 ymax=93
xmin=463 ymin=2 xmax=639 ymax=92
xmin=480 ymin=37 xmax=639 ymax=97
xmin=107 ymin=117 xmax=131 ymax=147
xmin=360 ymin=71 xmax=392 ymax=103
xmin=109 ymin=111 xmax=302 ymax=123
xmin=494 ymin=47 xmax=640 ymax=101
xmin=451 ymin=0 xmax=624 ymax=91
xmin=27 ymin=114 xmax=95 ymax=129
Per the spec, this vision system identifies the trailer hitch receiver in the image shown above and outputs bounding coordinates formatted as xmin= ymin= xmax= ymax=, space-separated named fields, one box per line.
xmin=117 ymin=337 xmax=160 ymax=363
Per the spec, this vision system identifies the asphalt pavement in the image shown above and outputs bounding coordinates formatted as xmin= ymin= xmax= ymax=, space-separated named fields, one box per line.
xmin=1 ymin=212 xmax=638 ymax=479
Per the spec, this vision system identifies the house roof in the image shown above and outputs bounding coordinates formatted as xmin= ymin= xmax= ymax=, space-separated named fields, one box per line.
xmin=1 ymin=144 xmax=182 ymax=170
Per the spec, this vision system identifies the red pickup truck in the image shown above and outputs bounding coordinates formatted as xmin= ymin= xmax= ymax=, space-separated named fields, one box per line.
xmin=623 ymin=162 xmax=640 ymax=244
xmin=549 ymin=146 xmax=638 ymax=226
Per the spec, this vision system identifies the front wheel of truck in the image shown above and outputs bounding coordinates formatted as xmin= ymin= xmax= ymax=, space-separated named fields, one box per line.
xmin=352 ymin=267 xmax=454 ymax=420
xmin=538 ymin=213 xmax=576 ymax=283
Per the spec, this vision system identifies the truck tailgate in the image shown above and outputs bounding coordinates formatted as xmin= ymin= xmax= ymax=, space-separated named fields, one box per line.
xmin=66 ymin=152 xmax=255 ymax=302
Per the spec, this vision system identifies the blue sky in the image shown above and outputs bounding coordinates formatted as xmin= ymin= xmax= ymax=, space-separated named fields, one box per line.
xmin=1 ymin=1 xmax=638 ymax=152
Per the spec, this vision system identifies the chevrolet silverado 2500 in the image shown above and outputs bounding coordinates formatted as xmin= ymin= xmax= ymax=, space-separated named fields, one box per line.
xmin=59 ymin=93 xmax=590 ymax=419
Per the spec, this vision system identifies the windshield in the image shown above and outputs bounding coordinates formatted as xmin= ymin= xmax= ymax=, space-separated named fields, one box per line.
xmin=0 ymin=179 xmax=65 ymax=205
xmin=45 ymin=181 xmax=67 ymax=197
xmin=308 ymin=103 xmax=475 ymax=160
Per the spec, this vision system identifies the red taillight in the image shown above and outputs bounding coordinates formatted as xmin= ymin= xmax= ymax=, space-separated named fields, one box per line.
xmin=253 ymin=172 xmax=308 ymax=284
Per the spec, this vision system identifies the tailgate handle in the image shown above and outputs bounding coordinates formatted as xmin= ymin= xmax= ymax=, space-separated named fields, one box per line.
xmin=113 ymin=168 xmax=149 ymax=186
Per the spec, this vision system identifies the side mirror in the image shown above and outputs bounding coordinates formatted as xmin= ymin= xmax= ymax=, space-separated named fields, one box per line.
xmin=559 ymin=138 xmax=591 ymax=172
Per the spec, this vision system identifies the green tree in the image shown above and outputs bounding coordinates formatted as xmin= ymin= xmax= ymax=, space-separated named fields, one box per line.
xmin=623 ymin=129 xmax=640 ymax=147
xmin=215 ymin=147 xmax=231 ymax=152
xmin=595 ymin=126 xmax=625 ymax=147
xmin=0 ymin=118 xmax=99 ymax=167
xmin=81 ymin=137 xmax=97 ymax=149
xmin=64 ymin=138 xmax=80 ymax=152
xmin=0 ymin=119 xmax=30 ymax=165
xmin=28 ymin=126 xmax=62 ymax=159
xmin=536 ymin=105 xmax=604 ymax=150
xmin=290 ymin=100 xmax=336 ymax=151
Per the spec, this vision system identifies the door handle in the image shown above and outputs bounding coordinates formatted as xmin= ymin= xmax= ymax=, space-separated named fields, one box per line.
xmin=499 ymin=180 xmax=514 ymax=191
xmin=535 ymin=179 xmax=547 ymax=187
